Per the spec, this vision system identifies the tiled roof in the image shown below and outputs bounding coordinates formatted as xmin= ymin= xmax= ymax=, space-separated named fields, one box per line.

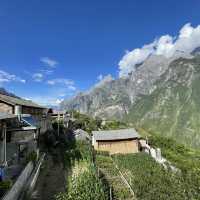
xmin=92 ymin=128 xmax=140 ymax=141
xmin=0 ymin=93 xmax=46 ymax=108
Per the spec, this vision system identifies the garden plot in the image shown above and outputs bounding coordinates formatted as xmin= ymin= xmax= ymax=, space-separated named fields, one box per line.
xmin=95 ymin=154 xmax=135 ymax=200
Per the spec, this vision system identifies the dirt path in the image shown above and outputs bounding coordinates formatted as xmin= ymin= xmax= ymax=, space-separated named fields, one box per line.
xmin=30 ymin=151 xmax=66 ymax=200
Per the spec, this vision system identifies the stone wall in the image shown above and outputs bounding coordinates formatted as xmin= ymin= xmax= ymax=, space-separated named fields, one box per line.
xmin=0 ymin=102 xmax=13 ymax=114
xmin=11 ymin=130 xmax=35 ymax=143
xmin=2 ymin=162 xmax=34 ymax=200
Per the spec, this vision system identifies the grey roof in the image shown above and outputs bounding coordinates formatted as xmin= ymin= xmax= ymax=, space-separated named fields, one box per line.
xmin=0 ymin=112 xmax=16 ymax=120
xmin=0 ymin=93 xmax=46 ymax=109
xmin=92 ymin=128 xmax=140 ymax=141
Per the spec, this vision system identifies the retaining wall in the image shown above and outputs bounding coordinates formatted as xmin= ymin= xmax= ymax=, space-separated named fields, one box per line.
xmin=2 ymin=162 xmax=34 ymax=200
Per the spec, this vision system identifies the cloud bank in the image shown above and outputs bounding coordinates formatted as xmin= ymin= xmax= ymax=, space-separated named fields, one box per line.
xmin=119 ymin=23 xmax=200 ymax=77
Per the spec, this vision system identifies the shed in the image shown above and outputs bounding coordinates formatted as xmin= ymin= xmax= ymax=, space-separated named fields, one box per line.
xmin=92 ymin=128 xmax=140 ymax=154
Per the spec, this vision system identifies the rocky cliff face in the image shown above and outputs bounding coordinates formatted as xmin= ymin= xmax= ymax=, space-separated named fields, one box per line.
xmin=127 ymin=55 xmax=200 ymax=148
xmin=60 ymin=52 xmax=191 ymax=119
xmin=61 ymin=52 xmax=200 ymax=148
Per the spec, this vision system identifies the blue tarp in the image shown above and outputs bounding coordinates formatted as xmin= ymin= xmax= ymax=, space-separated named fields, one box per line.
xmin=0 ymin=167 xmax=5 ymax=181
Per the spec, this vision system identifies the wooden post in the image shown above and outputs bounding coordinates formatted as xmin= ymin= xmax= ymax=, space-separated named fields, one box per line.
xmin=58 ymin=113 xmax=60 ymax=137
xmin=3 ymin=123 xmax=7 ymax=166
xmin=110 ymin=187 xmax=112 ymax=200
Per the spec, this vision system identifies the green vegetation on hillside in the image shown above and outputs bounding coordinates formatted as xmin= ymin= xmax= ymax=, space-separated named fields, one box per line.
xmin=69 ymin=110 xmax=129 ymax=133
xmin=55 ymin=141 xmax=108 ymax=200
xmin=113 ymin=153 xmax=200 ymax=200
xmin=148 ymin=134 xmax=200 ymax=197
xmin=126 ymin=57 xmax=200 ymax=149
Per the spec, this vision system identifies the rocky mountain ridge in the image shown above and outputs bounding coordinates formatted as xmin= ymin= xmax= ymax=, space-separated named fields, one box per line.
xmin=126 ymin=55 xmax=200 ymax=148
xmin=60 ymin=51 xmax=192 ymax=119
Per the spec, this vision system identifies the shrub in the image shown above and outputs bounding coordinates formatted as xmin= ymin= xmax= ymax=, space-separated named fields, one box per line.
xmin=0 ymin=180 xmax=12 ymax=197
xmin=26 ymin=151 xmax=37 ymax=163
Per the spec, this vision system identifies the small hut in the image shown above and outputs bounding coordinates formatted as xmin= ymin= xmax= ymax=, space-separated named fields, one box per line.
xmin=92 ymin=128 xmax=140 ymax=154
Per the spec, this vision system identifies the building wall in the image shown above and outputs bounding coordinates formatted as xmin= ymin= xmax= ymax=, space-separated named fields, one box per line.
xmin=22 ymin=106 xmax=45 ymax=116
xmin=0 ymin=101 xmax=13 ymax=114
xmin=10 ymin=130 xmax=36 ymax=143
xmin=94 ymin=139 xmax=139 ymax=154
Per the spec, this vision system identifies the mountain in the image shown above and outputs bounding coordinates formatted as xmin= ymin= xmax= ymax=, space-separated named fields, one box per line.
xmin=126 ymin=55 xmax=200 ymax=148
xmin=61 ymin=52 xmax=191 ymax=119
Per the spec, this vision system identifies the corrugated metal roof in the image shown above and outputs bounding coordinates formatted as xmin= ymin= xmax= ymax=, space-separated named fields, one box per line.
xmin=92 ymin=128 xmax=140 ymax=141
xmin=0 ymin=112 xmax=16 ymax=120
xmin=0 ymin=93 xmax=46 ymax=108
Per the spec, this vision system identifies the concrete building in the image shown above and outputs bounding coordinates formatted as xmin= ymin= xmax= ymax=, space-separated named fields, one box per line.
xmin=92 ymin=128 xmax=140 ymax=154
xmin=0 ymin=113 xmax=17 ymax=166
xmin=0 ymin=112 xmax=39 ymax=167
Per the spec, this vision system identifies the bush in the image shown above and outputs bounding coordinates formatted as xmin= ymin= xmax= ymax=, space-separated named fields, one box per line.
xmin=56 ymin=141 xmax=108 ymax=200
xmin=56 ymin=165 xmax=108 ymax=200
xmin=26 ymin=151 xmax=37 ymax=163
xmin=0 ymin=180 xmax=12 ymax=197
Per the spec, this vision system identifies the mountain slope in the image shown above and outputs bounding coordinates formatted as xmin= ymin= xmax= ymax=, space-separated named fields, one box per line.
xmin=126 ymin=56 xmax=200 ymax=148
xmin=61 ymin=53 xmax=190 ymax=119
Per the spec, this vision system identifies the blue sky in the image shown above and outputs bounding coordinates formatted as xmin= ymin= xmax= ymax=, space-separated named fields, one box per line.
xmin=0 ymin=0 xmax=200 ymax=106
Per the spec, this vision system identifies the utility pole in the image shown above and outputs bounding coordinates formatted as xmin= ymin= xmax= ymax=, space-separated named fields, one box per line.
xmin=58 ymin=112 xmax=60 ymax=137
xmin=3 ymin=122 xmax=7 ymax=167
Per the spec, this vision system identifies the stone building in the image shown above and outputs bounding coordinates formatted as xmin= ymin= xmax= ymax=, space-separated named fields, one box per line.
xmin=0 ymin=93 xmax=51 ymax=134
xmin=92 ymin=128 xmax=140 ymax=154
xmin=0 ymin=113 xmax=17 ymax=166
xmin=0 ymin=93 xmax=47 ymax=116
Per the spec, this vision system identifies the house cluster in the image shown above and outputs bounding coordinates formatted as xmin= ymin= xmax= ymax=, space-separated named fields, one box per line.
xmin=0 ymin=93 xmax=51 ymax=186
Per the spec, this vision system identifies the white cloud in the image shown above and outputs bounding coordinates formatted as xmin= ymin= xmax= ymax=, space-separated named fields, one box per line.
xmin=40 ymin=57 xmax=58 ymax=68
xmin=97 ymin=74 xmax=103 ymax=81
xmin=119 ymin=42 xmax=156 ymax=77
xmin=26 ymin=96 xmax=64 ymax=106
xmin=0 ymin=70 xmax=26 ymax=84
xmin=119 ymin=23 xmax=200 ymax=77
xmin=68 ymin=85 xmax=76 ymax=91
xmin=47 ymin=78 xmax=74 ymax=86
xmin=32 ymin=73 xmax=43 ymax=82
